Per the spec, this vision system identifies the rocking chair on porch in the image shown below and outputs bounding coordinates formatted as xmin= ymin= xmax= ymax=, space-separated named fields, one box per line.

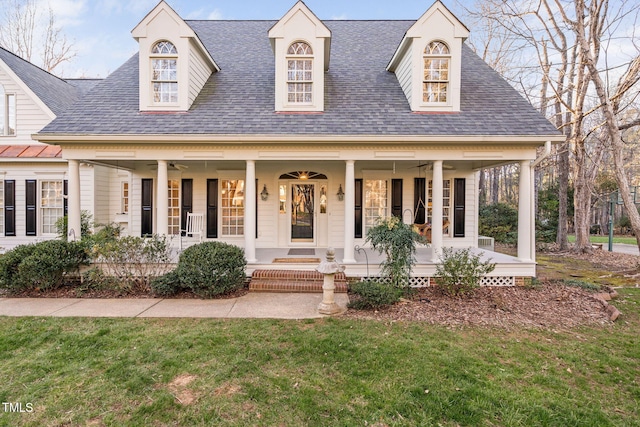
xmin=179 ymin=212 xmax=204 ymax=251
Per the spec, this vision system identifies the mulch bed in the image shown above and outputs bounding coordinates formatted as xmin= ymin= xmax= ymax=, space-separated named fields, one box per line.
xmin=342 ymin=284 xmax=612 ymax=329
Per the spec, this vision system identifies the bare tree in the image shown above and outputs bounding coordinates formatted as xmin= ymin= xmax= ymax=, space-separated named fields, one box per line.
xmin=566 ymin=0 xmax=640 ymax=250
xmin=0 ymin=0 xmax=75 ymax=74
xmin=464 ymin=0 xmax=640 ymax=253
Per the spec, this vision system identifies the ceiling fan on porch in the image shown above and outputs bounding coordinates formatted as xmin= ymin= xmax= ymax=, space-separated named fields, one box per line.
xmin=408 ymin=161 xmax=454 ymax=170
xmin=147 ymin=162 xmax=189 ymax=171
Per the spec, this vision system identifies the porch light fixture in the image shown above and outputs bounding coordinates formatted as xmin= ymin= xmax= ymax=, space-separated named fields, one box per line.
xmin=260 ymin=184 xmax=269 ymax=201
xmin=337 ymin=184 xmax=344 ymax=201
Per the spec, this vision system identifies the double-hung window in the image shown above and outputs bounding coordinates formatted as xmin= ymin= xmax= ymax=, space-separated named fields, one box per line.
xmin=423 ymin=41 xmax=450 ymax=103
xmin=168 ymin=179 xmax=180 ymax=235
xmin=287 ymin=41 xmax=313 ymax=104
xmin=41 ymin=180 xmax=64 ymax=235
xmin=151 ymin=41 xmax=178 ymax=103
xmin=427 ymin=179 xmax=452 ymax=234
xmin=0 ymin=84 xmax=16 ymax=136
xmin=364 ymin=179 xmax=388 ymax=234
xmin=221 ymin=179 xmax=245 ymax=236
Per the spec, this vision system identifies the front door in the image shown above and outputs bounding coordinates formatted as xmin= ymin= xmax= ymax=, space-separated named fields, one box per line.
xmin=291 ymin=183 xmax=314 ymax=242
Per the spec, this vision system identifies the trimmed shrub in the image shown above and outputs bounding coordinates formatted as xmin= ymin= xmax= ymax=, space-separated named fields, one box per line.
xmin=348 ymin=280 xmax=403 ymax=310
xmin=0 ymin=240 xmax=89 ymax=292
xmin=435 ymin=247 xmax=496 ymax=297
xmin=0 ymin=244 xmax=38 ymax=290
xmin=175 ymin=242 xmax=246 ymax=298
xmin=150 ymin=270 xmax=183 ymax=297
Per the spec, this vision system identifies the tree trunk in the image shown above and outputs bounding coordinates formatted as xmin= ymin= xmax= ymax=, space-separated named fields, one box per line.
xmin=557 ymin=142 xmax=570 ymax=250
xmin=491 ymin=167 xmax=499 ymax=205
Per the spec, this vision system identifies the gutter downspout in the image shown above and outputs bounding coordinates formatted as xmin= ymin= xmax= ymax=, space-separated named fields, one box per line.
xmin=530 ymin=141 xmax=552 ymax=263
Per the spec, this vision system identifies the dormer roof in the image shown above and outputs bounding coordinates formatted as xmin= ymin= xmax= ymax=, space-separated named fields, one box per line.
xmin=132 ymin=0 xmax=219 ymax=72
xmin=268 ymin=0 xmax=331 ymax=71
xmin=387 ymin=0 xmax=469 ymax=72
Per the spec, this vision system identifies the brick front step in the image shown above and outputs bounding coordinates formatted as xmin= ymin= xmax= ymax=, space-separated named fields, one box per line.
xmin=250 ymin=269 xmax=348 ymax=293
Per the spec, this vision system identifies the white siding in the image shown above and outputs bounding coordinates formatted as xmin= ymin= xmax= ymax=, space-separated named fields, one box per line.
xmin=91 ymin=165 xmax=111 ymax=225
xmin=0 ymin=162 xmax=92 ymax=251
xmin=396 ymin=48 xmax=413 ymax=105
xmin=0 ymin=69 xmax=53 ymax=145
xmin=188 ymin=41 xmax=213 ymax=108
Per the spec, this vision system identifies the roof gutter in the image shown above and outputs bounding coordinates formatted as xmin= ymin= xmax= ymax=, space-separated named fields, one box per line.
xmin=34 ymin=133 xmax=566 ymax=145
xmin=531 ymin=140 xmax=552 ymax=168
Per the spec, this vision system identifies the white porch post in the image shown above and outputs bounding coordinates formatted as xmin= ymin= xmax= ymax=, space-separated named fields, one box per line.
xmin=518 ymin=160 xmax=533 ymax=261
xmin=67 ymin=159 xmax=81 ymax=242
xmin=245 ymin=160 xmax=257 ymax=263
xmin=530 ymin=167 xmax=537 ymax=262
xmin=343 ymin=160 xmax=356 ymax=263
xmin=431 ymin=160 xmax=444 ymax=262
xmin=156 ymin=160 xmax=168 ymax=236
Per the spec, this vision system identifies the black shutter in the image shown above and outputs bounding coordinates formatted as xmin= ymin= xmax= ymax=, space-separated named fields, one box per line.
xmin=256 ymin=178 xmax=259 ymax=239
xmin=414 ymin=178 xmax=426 ymax=224
xmin=25 ymin=180 xmax=36 ymax=236
xmin=63 ymin=179 xmax=68 ymax=217
xmin=354 ymin=179 xmax=363 ymax=238
xmin=391 ymin=179 xmax=403 ymax=218
xmin=141 ymin=179 xmax=153 ymax=237
xmin=206 ymin=179 xmax=218 ymax=238
xmin=181 ymin=179 xmax=193 ymax=235
xmin=454 ymin=178 xmax=466 ymax=237
xmin=4 ymin=180 xmax=15 ymax=236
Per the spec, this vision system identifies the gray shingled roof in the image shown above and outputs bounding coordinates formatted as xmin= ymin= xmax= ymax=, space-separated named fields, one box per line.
xmin=65 ymin=78 xmax=102 ymax=95
xmin=0 ymin=46 xmax=82 ymax=117
xmin=40 ymin=20 xmax=559 ymax=137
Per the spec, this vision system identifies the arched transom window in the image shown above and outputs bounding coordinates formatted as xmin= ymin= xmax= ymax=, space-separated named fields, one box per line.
xmin=287 ymin=41 xmax=313 ymax=104
xmin=423 ymin=41 xmax=450 ymax=103
xmin=151 ymin=41 xmax=178 ymax=103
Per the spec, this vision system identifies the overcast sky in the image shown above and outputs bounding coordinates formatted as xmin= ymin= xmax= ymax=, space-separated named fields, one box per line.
xmin=42 ymin=0 xmax=470 ymax=78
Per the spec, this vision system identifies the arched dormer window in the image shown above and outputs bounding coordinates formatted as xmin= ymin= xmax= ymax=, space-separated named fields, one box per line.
xmin=423 ymin=41 xmax=450 ymax=103
xmin=0 ymin=84 xmax=16 ymax=136
xmin=151 ymin=41 xmax=178 ymax=103
xmin=287 ymin=41 xmax=313 ymax=104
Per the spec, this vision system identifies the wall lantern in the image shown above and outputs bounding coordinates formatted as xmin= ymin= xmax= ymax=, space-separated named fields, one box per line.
xmin=260 ymin=184 xmax=269 ymax=201
xmin=337 ymin=184 xmax=344 ymax=201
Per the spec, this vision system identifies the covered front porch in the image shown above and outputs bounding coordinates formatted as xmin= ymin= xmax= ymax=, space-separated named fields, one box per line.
xmin=246 ymin=246 xmax=534 ymax=286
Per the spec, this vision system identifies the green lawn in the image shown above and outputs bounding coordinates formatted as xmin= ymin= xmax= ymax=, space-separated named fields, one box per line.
xmin=568 ymin=235 xmax=638 ymax=245
xmin=1 ymin=289 xmax=640 ymax=426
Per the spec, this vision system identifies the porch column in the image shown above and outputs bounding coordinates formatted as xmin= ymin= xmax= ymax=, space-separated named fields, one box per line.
xmin=245 ymin=160 xmax=257 ymax=263
xmin=156 ymin=160 xmax=168 ymax=236
xmin=343 ymin=160 xmax=356 ymax=263
xmin=518 ymin=160 xmax=533 ymax=261
xmin=431 ymin=160 xmax=444 ymax=262
xmin=67 ymin=159 xmax=81 ymax=242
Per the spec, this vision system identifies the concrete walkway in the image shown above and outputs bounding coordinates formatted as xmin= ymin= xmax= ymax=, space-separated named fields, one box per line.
xmin=0 ymin=292 xmax=349 ymax=319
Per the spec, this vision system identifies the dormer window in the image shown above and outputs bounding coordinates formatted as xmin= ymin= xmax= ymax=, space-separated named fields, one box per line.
xmin=151 ymin=41 xmax=178 ymax=103
xmin=423 ymin=41 xmax=450 ymax=103
xmin=287 ymin=42 xmax=313 ymax=104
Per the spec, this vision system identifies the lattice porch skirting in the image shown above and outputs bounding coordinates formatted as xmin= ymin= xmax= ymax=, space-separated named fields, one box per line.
xmin=357 ymin=276 xmax=519 ymax=287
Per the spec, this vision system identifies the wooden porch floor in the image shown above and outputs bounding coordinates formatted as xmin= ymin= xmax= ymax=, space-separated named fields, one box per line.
xmin=248 ymin=247 xmax=536 ymax=278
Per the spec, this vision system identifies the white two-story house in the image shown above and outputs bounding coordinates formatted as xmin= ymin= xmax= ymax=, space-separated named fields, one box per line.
xmin=31 ymin=1 xmax=562 ymax=283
